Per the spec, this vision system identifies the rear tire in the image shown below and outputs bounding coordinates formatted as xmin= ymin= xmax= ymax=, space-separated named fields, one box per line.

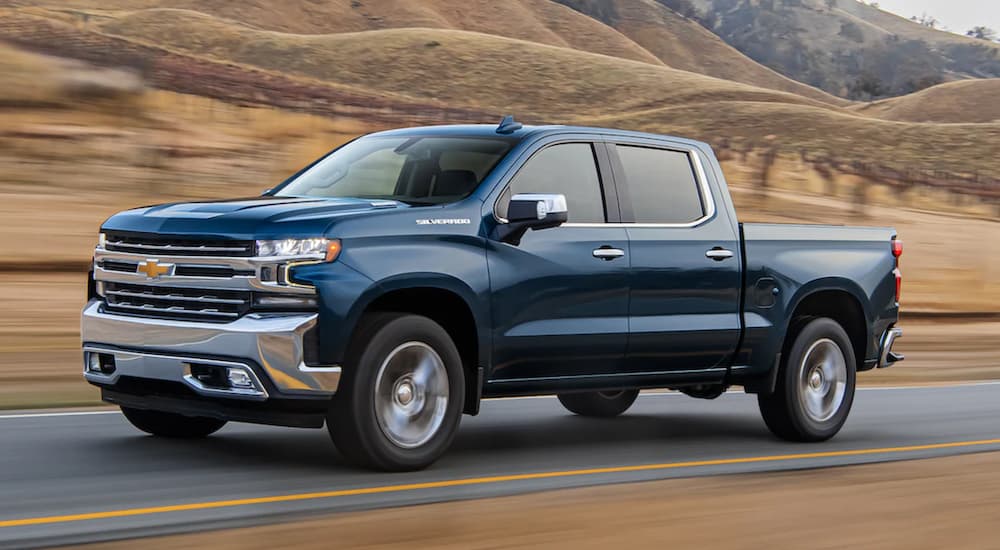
xmin=557 ymin=390 xmax=640 ymax=417
xmin=327 ymin=313 xmax=465 ymax=471
xmin=758 ymin=317 xmax=856 ymax=442
xmin=120 ymin=407 xmax=226 ymax=438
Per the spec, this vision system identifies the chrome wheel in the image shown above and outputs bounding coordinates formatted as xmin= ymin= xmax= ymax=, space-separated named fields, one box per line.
xmin=374 ymin=341 xmax=450 ymax=449
xmin=797 ymin=338 xmax=847 ymax=423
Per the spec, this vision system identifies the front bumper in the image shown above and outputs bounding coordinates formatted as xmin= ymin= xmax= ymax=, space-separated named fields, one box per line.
xmin=81 ymin=300 xmax=341 ymax=400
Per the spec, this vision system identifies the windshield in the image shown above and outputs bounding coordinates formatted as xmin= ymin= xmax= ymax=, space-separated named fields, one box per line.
xmin=274 ymin=136 xmax=515 ymax=205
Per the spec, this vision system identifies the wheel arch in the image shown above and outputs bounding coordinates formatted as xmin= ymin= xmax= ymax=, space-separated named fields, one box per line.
xmin=346 ymin=274 xmax=488 ymax=415
xmin=784 ymin=283 xmax=870 ymax=372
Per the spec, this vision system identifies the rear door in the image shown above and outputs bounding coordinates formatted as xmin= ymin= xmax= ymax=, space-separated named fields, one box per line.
xmin=608 ymin=140 xmax=742 ymax=373
xmin=487 ymin=140 xmax=630 ymax=382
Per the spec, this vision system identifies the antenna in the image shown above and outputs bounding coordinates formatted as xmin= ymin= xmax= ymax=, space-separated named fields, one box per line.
xmin=496 ymin=115 xmax=523 ymax=134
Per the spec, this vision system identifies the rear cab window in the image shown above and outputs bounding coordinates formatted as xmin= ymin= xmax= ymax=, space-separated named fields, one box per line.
xmin=613 ymin=144 xmax=707 ymax=224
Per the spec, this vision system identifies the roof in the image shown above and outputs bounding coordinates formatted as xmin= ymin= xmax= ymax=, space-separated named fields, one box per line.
xmin=367 ymin=124 xmax=709 ymax=149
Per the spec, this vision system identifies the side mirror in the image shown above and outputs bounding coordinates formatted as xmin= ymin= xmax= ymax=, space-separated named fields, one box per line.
xmin=497 ymin=193 xmax=569 ymax=245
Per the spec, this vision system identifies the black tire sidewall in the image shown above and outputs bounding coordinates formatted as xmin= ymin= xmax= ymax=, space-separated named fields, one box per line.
xmin=780 ymin=318 xmax=857 ymax=440
xmin=120 ymin=407 xmax=226 ymax=438
xmin=332 ymin=314 xmax=465 ymax=471
xmin=557 ymin=389 xmax=640 ymax=417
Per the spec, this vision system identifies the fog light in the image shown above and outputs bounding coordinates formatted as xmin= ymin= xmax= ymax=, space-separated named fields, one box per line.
xmin=87 ymin=353 xmax=102 ymax=373
xmin=87 ymin=352 xmax=116 ymax=374
xmin=227 ymin=368 xmax=255 ymax=389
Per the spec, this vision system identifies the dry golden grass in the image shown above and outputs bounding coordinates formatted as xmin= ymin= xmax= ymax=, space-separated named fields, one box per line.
xmin=18 ymin=0 xmax=664 ymax=64
xmin=852 ymin=79 xmax=1000 ymax=123
xmin=92 ymin=8 xmax=828 ymax=119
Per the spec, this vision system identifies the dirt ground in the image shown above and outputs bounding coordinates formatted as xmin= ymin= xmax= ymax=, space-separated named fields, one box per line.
xmin=76 ymin=451 xmax=1000 ymax=550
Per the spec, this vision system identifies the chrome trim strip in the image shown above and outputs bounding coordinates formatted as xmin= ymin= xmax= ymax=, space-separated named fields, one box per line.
xmin=94 ymin=248 xmax=324 ymax=269
xmin=486 ymin=367 xmax=727 ymax=384
xmin=104 ymin=302 xmax=239 ymax=319
xmin=105 ymin=289 xmax=247 ymax=305
xmin=84 ymin=345 xmax=269 ymax=401
xmin=81 ymin=300 xmax=339 ymax=395
xmin=494 ymin=142 xmax=716 ymax=229
xmin=182 ymin=364 xmax=268 ymax=399
xmin=106 ymin=241 xmax=249 ymax=253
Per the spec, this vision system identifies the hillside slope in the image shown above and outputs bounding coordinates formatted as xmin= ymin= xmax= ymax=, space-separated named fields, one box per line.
xmin=94 ymin=8 xmax=829 ymax=118
xmin=12 ymin=0 xmax=665 ymax=65
xmin=553 ymin=0 xmax=848 ymax=105
xmin=19 ymin=0 xmax=851 ymax=105
xmin=851 ymin=79 xmax=1000 ymax=123
xmin=688 ymin=0 xmax=1000 ymax=99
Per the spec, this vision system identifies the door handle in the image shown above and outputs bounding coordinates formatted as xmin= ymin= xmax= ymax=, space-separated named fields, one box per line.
xmin=705 ymin=248 xmax=734 ymax=261
xmin=593 ymin=247 xmax=625 ymax=260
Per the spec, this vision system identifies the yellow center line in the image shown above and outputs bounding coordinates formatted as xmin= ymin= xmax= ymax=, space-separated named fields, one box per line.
xmin=3 ymin=438 xmax=1000 ymax=529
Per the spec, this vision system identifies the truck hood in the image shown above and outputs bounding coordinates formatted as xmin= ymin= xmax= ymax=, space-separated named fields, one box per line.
xmin=101 ymin=196 xmax=407 ymax=239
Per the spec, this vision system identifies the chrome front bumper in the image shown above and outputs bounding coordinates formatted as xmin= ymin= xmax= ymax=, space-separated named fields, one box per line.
xmin=81 ymin=300 xmax=340 ymax=399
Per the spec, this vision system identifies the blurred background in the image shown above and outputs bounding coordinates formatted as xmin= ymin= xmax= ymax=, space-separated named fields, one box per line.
xmin=0 ymin=0 xmax=997 ymax=410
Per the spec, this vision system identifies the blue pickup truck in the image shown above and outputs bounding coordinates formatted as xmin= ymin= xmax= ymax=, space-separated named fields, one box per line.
xmin=83 ymin=118 xmax=903 ymax=470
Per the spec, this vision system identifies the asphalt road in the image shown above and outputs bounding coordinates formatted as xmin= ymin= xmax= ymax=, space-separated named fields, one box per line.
xmin=2 ymin=383 xmax=1000 ymax=548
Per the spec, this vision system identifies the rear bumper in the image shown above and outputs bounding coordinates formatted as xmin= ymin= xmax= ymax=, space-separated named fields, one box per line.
xmin=81 ymin=300 xmax=341 ymax=400
xmin=877 ymin=326 xmax=904 ymax=368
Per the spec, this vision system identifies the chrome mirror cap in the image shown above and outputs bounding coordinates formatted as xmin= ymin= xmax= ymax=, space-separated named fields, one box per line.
xmin=510 ymin=193 xmax=568 ymax=220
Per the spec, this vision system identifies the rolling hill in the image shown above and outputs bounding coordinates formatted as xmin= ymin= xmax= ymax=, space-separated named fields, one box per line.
xmin=94 ymin=7 xmax=830 ymax=118
xmin=13 ymin=0 xmax=665 ymax=64
xmin=688 ymin=0 xmax=1000 ymax=99
xmin=851 ymin=79 xmax=1000 ymax=123
xmin=11 ymin=0 xmax=846 ymax=104
xmin=552 ymin=0 xmax=848 ymax=105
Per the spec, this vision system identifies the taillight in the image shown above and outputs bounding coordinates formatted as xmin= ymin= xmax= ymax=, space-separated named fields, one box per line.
xmin=892 ymin=237 xmax=902 ymax=303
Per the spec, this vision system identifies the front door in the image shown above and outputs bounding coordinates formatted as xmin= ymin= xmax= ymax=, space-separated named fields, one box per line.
xmin=609 ymin=142 xmax=742 ymax=373
xmin=487 ymin=142 xmax=630 ymax=382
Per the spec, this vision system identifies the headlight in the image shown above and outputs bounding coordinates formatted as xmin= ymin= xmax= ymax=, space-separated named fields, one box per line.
xmin=255 ymin=238 xmax=341 ymax=261
xmin=98 ymin=232 xmax=107 ymax=248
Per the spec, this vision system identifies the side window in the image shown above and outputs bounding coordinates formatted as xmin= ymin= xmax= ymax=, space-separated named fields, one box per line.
xmin=498 ymin=143 xmax=606 ymax=223
xmin=615 ymin=145 xmax=705 ymax=224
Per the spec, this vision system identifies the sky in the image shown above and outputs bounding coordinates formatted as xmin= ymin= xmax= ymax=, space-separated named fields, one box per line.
xmin=873 ymin=0 xmax=1000 ymax=36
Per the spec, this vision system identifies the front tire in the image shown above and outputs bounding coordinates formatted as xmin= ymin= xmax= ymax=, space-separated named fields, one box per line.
xmin=557 ymin=390 xmax=640 ymax=417
xmin=120 ymin=407 xmax=227 ymax=438
xmin=327 ymin=313 xmax=465 ymax=471
xmin=758 ymin=317 xmax=856 ymax=442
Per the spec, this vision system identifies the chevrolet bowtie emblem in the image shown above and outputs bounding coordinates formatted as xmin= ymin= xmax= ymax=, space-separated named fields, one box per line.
xmin=137 ymin=259 xmax=174 ymax=279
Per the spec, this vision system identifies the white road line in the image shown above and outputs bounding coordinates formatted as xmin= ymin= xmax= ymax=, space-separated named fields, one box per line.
xmin=858 ymin=381 xmax=1000 ymax=391
xmin=0 ymin=410 xmax=119 ymax=419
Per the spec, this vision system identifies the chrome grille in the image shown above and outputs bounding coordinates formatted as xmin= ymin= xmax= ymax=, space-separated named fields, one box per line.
xmin=103 ymin=282 xmax=250 ymax=322
xmin=97 ymin=258 xmax=254 ymax=278
xmin=104 ymin=231 xmax=255 ymax=257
